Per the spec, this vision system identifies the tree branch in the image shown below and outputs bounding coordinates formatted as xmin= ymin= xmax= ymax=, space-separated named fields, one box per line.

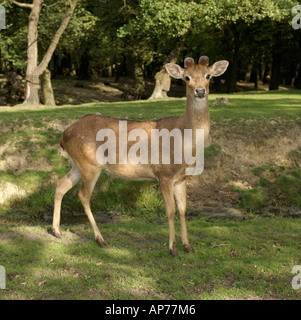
xmin=9 ymin=0 xmax=33 ymax=9
xmin=36 ymin=0 xmax=79 ymax=76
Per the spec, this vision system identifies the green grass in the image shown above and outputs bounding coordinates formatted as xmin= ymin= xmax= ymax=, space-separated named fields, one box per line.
xmin=238 ymin=188 xmax=268 ymax=212
xmin=0 ymin=89 xmax=301 ymax=123
xmin=237 ymin=166 xmax=301 ymax=211
xmin=0 ymin=89 xmax=301 ymax=299
xmin=0 ymin=215 xmax=301 ymax=300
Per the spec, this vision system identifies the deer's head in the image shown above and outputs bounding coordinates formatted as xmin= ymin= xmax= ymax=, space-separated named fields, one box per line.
xmin=165 ymin=56 xmax=229 ymax=101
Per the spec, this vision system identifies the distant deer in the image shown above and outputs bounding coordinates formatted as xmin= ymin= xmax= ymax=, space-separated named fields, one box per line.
xmin=52 ymin=56 xmax=229 ymax=257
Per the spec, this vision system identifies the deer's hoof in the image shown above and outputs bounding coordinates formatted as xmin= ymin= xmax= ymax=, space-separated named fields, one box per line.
xmin=183 ymin=243 xmax=194 ymax=253
xmin=48 ymin=228 xmax=62 ymax=238
xmin=96 ymin=236 xmax=107 ymax=248
xmin=169 ymin=243 xmax=180 ymax=258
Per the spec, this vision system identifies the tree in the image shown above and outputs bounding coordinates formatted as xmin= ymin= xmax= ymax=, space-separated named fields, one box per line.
xmin=117 ymin=0 xmax=196 ymax=98
xmin=9 ymin=0 xmax=79 ymax=105
xmin=191 ymin=0 xmax=299 ymax=92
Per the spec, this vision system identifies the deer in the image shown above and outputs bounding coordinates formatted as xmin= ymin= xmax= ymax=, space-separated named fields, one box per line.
xmin=52 ymin=56 xmax=229 ymax=257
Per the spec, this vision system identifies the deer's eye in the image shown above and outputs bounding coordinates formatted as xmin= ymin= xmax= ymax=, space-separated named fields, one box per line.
xmin=206 ymin=74 xmax=211 ymax=80
xmin=184 ymin=75 xmax=191 ymax=81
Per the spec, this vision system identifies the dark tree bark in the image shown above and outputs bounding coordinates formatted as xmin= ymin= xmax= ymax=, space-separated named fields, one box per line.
xmin=114 ymin=55 xmax=126 ymax=82
xmin=269 ymin=51 xmax=281 ymax=90
xmin=284 ymin=62 xmax=297 ymax=86
xmin=225 ymin=59 xmax=238 ymax=93
xmin=133 ymin=56 xmax=145 ymax=99
xmin=78 ymin=51 xmax=91 ymax=80
xmin=224 ymin=23 xmax=240 ymax=93
xmin=250 ymin=63 xmax=259 ymax=90
xmin=245 ymin=63 xmax=252 ymax=82
xmin=0 ymin=48 xmax=3 ymax=74
xmin=294 ymin=65 xmax=301 ymax=89
xmin=262 ymin=63 xmax=270 ymax=84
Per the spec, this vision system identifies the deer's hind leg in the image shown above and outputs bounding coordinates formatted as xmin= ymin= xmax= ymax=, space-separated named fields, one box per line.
xmin=77 ymin=164 xmax=106 ymax=247
xmin=52 ymin=160 xmax=82 ymax=238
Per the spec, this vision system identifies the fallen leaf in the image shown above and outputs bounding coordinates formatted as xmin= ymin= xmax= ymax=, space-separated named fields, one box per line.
xmin=20 ymin=282 xmax=27 ymax=286
xmin=38 ymin=280 xmax=47 ymax=286
xmin=96 ymin=262 xmax=103 ymax=266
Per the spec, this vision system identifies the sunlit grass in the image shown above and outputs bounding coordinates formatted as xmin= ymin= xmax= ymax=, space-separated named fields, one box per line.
xmin=0 ymin=216 xmax=301 ymax=300
xmin=0 ymin=89 xmax=301 ymax=299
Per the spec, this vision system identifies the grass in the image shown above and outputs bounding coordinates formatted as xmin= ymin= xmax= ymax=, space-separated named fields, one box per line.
xmin=1 ymin=215 xmax=301 ymax=300
xmin=235 ymin=166 xmax=301 ymax=211
xmin=0 ymin=89 xmax=301 ymax=299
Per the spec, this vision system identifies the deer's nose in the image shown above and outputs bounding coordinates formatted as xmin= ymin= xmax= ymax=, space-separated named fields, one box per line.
xmin=195 ymin=88 xmax=206 ymax=98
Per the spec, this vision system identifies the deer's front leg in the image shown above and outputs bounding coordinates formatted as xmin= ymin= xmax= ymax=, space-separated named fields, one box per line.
xmin=174 ymin=180 xmax=194 ymax=253
xmin=159 ymin=178 xmax=178 ymax=257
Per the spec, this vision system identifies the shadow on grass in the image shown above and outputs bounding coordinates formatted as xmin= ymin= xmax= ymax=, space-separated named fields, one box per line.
xmin=2 ymin=169 xmax=164 ymax=223
xmin=1 ymin=210 xmax=301 ymax=299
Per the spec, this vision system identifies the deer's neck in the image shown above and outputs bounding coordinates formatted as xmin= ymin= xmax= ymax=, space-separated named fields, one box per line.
xmin=180 ymin=94 xmax=210 ymax=132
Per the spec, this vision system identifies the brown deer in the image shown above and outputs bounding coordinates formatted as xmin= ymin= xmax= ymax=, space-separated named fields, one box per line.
xmin=52 ymin=56 xmax=229 ymax=257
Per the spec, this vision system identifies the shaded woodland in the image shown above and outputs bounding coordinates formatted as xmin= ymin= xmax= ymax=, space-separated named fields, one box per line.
xmin=0 ymin=0 xmax=300 ymax=106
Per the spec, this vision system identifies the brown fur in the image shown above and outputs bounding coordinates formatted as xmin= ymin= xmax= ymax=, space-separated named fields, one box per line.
xmin=52 ymin=57 xmax=229 ymax=256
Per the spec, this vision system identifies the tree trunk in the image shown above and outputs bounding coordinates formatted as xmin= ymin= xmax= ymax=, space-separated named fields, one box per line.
xmin=133 ymin=56 xmax=145 ymax=99
xmin=25 ymin=73 xmax=40 ymax=105
xmin=23 ymin=0 xmax=42 ymax=105
xmin=294 ymin=65 xmax=301 ymax=89
xmin=225 ymin=59 xmax=238 ymax=93
xmin=0 ymin=48 xmax=3 ymax=74
xmin=149 ymin=69 xmax=171 ymax=99
xmin=114 ymin=55 xmax=126 ymax=82
xmin=149 ymin=38 xmax=184 ymax=99
xmin=245 ymin=63 xmax=252 ymax=82
xmin=284 ymin=62 xmax=297 ymax=86
xmin=41 ymin=69 xmax=55 ymax=106
xmin=224 ymin=23 xmax=240 ymax=93
xmin=78 ymin=51 xmax=90 ymax=80
xmin=269 ymin=51 xmax=281 ymax=90
xmin=250 ymin=63 xmax=259 ymax=90
xmin=212 ymin=77 xmax=221 ymax=93
xmin=262 ymin=63 xmax=270 ymax=84
xmin=12 ymin=0 xmax=79 ymax=106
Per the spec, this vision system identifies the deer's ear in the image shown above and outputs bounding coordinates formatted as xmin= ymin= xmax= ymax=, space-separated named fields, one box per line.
xmin=165 ymin=63 xmax=185 ymax=79
xmin=209 ymin=60 xmax=229 ymax=77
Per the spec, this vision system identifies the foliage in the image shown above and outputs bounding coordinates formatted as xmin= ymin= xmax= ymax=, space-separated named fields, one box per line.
xmin=117 ymin=0 xmax=196 ymax=60
xmin=0 ymin=0 xmax=28 ymax=71
xmin=1 ymin=0 xmax=301 ymax=92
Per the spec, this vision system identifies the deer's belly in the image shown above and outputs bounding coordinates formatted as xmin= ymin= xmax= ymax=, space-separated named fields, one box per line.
xmin=104 ymin=164 xmax=157 ymax=181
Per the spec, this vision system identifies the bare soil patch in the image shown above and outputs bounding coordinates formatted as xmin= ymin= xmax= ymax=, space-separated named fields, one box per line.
xmin=187 ymin=119 xmax=301 ymax=211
